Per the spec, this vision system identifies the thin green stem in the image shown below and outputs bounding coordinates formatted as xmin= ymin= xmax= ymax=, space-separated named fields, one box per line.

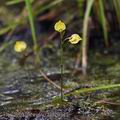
xmin=60 ymin=32 xmax=64 ymax=101
xmin=62 ymin=37 xmax=69 ymax=45
xmin=25 ymin=0 xmax=40 ymax=65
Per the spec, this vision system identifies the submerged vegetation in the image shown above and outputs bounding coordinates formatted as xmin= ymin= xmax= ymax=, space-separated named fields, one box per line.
xmin=0 ymin=0 xmax=120 ymax=119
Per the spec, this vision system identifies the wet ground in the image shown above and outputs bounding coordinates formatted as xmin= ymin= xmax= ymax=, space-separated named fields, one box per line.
xmin=0 ymin=41 xmax=120 ymax=120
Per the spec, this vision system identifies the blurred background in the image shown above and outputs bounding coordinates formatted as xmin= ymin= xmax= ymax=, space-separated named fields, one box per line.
xmin=0 ymin=0 xmax=120 ymax=119
xmin=0 ymin=0 xmax=120 ymax=70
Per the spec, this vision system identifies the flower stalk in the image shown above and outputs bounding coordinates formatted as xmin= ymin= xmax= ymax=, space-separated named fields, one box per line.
xmin=54 ymin=20 xmax=82 ymax=102
xmin=60 ymin=32 xmax=64 ymax=101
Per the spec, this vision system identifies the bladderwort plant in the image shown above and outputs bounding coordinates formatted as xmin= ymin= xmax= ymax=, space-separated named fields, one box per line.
xmin=54 ymin=20 xmax=82 ymax=101
xmin=14 ymin=40 xmax=28 ymax=66
xmin=14 ymin=0 xmax=40 ymax=68
xmin=14 ymin=40 xmax=28 ymax=65
xmin=14 ymin=41 xmax=27 ymax=53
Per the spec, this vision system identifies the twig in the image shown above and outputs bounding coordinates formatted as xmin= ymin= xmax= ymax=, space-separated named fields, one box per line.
xmin=95 ymin=99 xmax=120 ymax=106
xmin=39 ymin=70 xmax=64 ymax=91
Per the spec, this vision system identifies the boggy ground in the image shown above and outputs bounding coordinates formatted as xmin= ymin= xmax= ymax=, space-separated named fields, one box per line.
xmin=0 ymin=105 xmax=113 ymax=120
xmin=0 ymin=40 xmax=120 ymax=120
xmin=0 ymin=66 xmax=119 ymax=120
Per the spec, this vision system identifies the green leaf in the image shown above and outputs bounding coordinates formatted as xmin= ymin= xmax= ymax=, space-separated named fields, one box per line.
xmin=53 ymin=84 xmax=120 ymax=104
xmin=37 ymin=0 xmax=63 ymax=14
xmin=98 ymin=0 xmax=108 ymax=46
xmin=25 ymin=0 xmax=36 ymax=44
xmin=70 ymin=84 xmax=120 ymax=95
xmin=6 ymin=0 xmax=34 ymax=5
xmin=0 ymin=27 xmax=11 ymax=35
xmin=113 ymin=0 xmax=120 ymax=26
xmin=82 ymin=0 xmax=95 ymax=74
xmin=6 ymin=0 xmax=24 ymax=5
xmin=25 ymin=0 xmax=40 ymax=63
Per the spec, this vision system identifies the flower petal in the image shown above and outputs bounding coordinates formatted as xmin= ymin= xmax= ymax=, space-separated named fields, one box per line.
xmin=69 ymin=34 xmax=82 ymax=44
xmin=14 ymin=41 xmax=27 ymax=52
xmin=54 ymin=20 xmax=66 ymax=32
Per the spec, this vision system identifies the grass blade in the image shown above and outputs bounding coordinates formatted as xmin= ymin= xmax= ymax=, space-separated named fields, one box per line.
xmin=25 ymin=0 xmax=40 ymax=64
xmin=98 ymin=0 xmax=108 ymax=46
xmin=53 ymin=84 xmax=120 ymax=104
xmin=37 ymin=0 xmax=63 ymax=13
xmin=6 ymin=0 xmax=24 ymax=5
xmin=69 ymin=84 xmax=120 ymax=95
xmin=6 ymin=0 xmax=34 ymax=5
xmin=82 ymin=0 xmax=94 ymax=75
xmin=113 ymin=0 xmax=120 ymax=26
xmin=0 ymin=27 xmax=11 ymax=35
xmin=77 ymin=0 xmax=84 ymax=17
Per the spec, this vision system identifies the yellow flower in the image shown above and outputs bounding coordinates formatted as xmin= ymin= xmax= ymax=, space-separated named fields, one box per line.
xmin=69 ymin=34 xmax=82 ymax=44
xmin=14 ymin=41 xmax=27 ymax=52
xmin=54 ymin=20 xmax=66 ymax=32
